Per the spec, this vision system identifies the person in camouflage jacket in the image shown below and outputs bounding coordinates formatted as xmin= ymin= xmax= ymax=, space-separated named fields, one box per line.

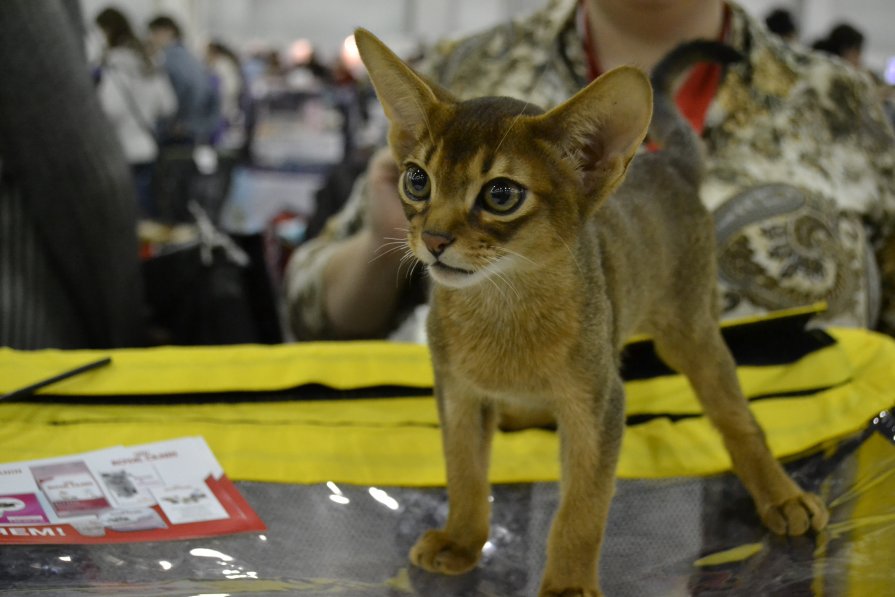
xmin=285 ymin=0 xmax=895 ymax=341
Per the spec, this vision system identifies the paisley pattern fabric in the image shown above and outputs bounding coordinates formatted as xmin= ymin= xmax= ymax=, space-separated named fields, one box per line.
xmin=712 ymin=185 xmax=878 ymax=325
xmin=285 ymin=0 xmax=895 ymax=339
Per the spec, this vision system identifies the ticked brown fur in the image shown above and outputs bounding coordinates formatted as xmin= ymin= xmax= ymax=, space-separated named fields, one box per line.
xmin=355 ymin=29 xmax=828 ymax=596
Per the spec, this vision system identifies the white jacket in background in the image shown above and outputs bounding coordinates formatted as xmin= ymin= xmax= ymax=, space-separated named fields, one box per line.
xmin=97 ymin=47 xmax=177 ymax=164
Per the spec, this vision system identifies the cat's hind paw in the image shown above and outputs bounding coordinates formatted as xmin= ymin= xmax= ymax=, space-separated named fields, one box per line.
xmin=409 ymin=529 xmax=481 ymax=575
xmin=760 ymin=491 xmax=829 ymax=536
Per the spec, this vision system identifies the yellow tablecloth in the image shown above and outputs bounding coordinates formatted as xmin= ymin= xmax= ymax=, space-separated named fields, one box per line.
xmin=0 ymin=327 xmax=891 ymax=486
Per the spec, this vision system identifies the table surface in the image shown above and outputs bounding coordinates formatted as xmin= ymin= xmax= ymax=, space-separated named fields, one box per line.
xmin=2 ymin=424 xmax=892 ymax=597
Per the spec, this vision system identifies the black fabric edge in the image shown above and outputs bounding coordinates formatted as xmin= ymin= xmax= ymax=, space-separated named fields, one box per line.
xmin=6 ymin=312 xmax=834 ymax=406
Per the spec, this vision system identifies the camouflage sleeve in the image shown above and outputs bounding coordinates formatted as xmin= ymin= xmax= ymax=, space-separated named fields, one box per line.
xmin=414 ymin=37 xmax=463 ymax=86
xmin=281 ymin=17 xmax=540 ymax=340
xmin=870 ymin=90 xmax=895 ymax=333
xmin=281 ymin=35 xmax=469 ymax=341
xmin=853 ymin=73 xmax=895 ymax=334
xmin=865 ymin=85 xmax=895 ymax=232
xmin=283 ymin=173 xmax=369 ymax=340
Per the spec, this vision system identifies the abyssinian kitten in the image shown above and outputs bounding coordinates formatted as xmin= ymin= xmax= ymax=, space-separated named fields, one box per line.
xmin=354 ymin=29 xmax=829 ymax=596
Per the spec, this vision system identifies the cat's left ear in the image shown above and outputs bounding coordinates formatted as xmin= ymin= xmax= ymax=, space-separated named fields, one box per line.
xmin=354 ymin=28 xmax=453 ymax=156
xmin=540 ymin=66 xmax=652 ymax=205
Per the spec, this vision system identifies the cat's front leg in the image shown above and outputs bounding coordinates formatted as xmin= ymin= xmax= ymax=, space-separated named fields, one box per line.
xmin=539 ymin=377 xmax=624 ymax=597
xmin=409 ymin=379 xmax=496 ymax=575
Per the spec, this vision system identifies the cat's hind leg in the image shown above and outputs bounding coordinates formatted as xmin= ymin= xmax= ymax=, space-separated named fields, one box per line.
xmin=650 ymin=317 xmax=829 ymax=535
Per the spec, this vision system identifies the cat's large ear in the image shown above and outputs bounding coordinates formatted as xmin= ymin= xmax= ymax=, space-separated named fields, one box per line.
xmin=354 ymin=28 xmax=452 ymax=157
xmin=540 ymin=66 xmax=652 ymax=208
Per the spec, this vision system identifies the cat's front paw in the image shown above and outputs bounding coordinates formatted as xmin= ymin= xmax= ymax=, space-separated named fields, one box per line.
xmin=760 ymin=491 xmax=829 ymax=536
xmin=409 ymin=529 xmax=481 ymax=575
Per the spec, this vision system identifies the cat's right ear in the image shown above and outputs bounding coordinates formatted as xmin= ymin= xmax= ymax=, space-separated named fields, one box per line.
xmin=354 ymin=28 xmax=450 ymax=156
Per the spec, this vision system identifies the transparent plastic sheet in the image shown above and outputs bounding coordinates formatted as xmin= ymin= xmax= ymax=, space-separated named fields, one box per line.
xmin=1 ymin=417 xmax=893 ymax=597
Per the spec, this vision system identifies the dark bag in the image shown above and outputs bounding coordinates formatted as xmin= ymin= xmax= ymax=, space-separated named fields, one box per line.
xmin=151 ymin=144 xmax=197 ymax=223
xmin=142 ymin=203 xmax=282 ymax=345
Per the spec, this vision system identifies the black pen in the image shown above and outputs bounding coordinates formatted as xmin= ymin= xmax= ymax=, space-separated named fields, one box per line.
xmin=0 ymin=357 xmax=113 ymax=401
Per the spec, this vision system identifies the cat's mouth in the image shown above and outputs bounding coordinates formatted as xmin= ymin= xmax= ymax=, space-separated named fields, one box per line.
xmin=428 ymin=260 xmax=482 ymax=288
xmin=430 ymin=261 xmax=475 ymax=276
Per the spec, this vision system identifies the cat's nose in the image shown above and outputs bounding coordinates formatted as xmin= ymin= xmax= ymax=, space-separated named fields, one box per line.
xmin=422 ymin=231 xmax=454 ymax=257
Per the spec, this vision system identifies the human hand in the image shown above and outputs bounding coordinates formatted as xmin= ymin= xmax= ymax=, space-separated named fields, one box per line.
xmin=366 ymin=147 xmax=408 ymax=242
xmin=320 ymin=147 xmax=411 ymax=338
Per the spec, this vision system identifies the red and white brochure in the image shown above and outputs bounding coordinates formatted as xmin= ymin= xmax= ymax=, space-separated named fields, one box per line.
xmin=0 ymin=437 xmax=265 ymax=544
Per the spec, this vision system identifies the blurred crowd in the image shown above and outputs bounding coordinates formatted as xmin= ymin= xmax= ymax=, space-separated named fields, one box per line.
xmin=89 ymin=7 xmax=370 ymax=224
xmin=85 ymin=7 xmax=378 ymax=346
xmin=1 ymin=0 xmax=893 ymax=351
xmin=764 ymin=7 xmax=895 ymax=120
xmin=0 ymin=2 xmax=377 ymax=349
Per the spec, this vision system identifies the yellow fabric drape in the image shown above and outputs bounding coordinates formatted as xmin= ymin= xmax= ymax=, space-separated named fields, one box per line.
xmin=0 ymin=327 xmax=891 ymax=486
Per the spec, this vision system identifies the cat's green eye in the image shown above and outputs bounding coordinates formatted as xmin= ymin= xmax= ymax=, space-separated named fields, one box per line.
xmin=481 ymin=179 xmax=526 ymax=214
xmin=403 ymin=166 xmax=431 ymax=201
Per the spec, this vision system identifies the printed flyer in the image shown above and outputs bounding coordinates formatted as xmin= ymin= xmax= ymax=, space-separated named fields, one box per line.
xmin=0 ymin=437 xmax=265 ymax=544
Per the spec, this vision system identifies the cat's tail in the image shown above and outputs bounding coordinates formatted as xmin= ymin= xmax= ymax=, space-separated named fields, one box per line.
xmin=649 ymin=41 xmax=742 ymax=186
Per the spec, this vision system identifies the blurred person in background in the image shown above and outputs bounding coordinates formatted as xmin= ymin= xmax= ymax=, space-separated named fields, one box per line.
xmin=206 ymin=40 xmax=256 ymax=212
xmin=764 ymin=8 xmax=798 ymax=43
xmin=147 ymin=14 xmax=220 ymax=222
xmin=147 ymin=15 xmax=220 ymax=146
xmin=0 ymin=0 xmax=144 ymax=349
xmin=206 ymin=41 xmax=252 ymax=158
xmin=95 ymin=7 xmax=177 ymax=219
xmin=812 ymin=22 xmax=865 ymax=69
xmin=329 ymin=57 xmax=368 ymax=160
xmin=810 ymin=22 xmax=894 ymax=127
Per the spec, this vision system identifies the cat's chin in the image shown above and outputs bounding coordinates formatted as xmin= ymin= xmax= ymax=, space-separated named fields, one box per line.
xmin=427 ymin=262 xmax=482 ymax=289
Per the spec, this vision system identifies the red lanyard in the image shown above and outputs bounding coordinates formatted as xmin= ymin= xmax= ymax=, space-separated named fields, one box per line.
xmin=580 ymin=2 xmax=732 ymax=137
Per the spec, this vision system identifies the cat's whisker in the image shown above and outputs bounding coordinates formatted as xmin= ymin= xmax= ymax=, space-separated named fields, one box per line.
xmin=482 ymin=271 xmax=510 ymax=303
xmin=374 ymin=240 xmax=407 ymax=252
xmin=396 ymin=249 xmax=417 ymax=288
xmin=400 ymin=246 xmax=416 ymax=261
xmin=476 ymin=258 xmax=510 ymax=303
xmin=395 ymin=255 xmax=407 ymax=288
xmin=407 ymin=256 xmax=422 ymax=282
xmin=370 ymin=246 xmax=404 ymax=261
xmin=490 ymin=270 xmax=521 ymax=301
xmin=495 ymin=246 xmax=537 ymax=266
xmin=369 ymin=242 xmax=408 ymax=264
xmin=376 ymin=237 xmax=407 ymax=245
xmin=493 ymin=101 xmax=531 ymax=157
xmin=379 ymin=237 xmax=407 ymax=243
xmin=556 ymin=235 xmax=584 ymax=275
xmin=482 ymin=257 xmax=521 ymax=301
